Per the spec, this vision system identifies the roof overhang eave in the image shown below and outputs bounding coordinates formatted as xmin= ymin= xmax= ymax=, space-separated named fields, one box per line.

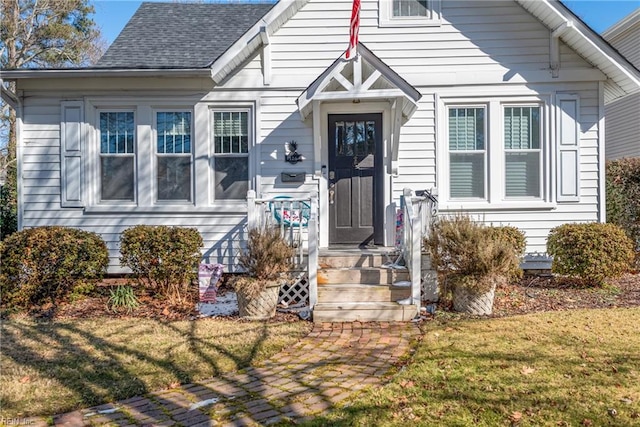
xmin=0 ymin=68 xmax=213 ymax=80
xmin=514 ymin=0 xmax=640 ymax=102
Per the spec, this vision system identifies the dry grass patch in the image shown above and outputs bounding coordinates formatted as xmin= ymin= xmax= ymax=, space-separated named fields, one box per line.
xmin=0 ymin=317 xmax=311 ymax=418
xmin=308 ymin=308 xmax=640 ymax=426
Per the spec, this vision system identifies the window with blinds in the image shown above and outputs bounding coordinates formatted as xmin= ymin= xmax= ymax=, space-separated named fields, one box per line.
xmin=99 ymin=111 xmax=135 ymax=201
xmin=504 ymin=106 xmax=541 ymax=198
xmin=212 ymin=111 xmax=249 ymax=200
xmin=380 ymin=0 xmax=440 ymax=26
xmin=393 ymin=0 xmax=429 ymax=17
xmin=156 ymin=112 xmax=192 ymax=201
xmin=448 ymin=107 xmax=486 ymax=199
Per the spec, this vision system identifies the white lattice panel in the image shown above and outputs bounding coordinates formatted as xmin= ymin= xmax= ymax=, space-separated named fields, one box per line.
xmin=279 ymin=273 xmax=309 ymax=307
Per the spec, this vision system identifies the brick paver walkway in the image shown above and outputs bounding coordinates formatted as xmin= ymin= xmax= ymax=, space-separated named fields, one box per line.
xmin=47 ymin=322 xmax=418 ymax=426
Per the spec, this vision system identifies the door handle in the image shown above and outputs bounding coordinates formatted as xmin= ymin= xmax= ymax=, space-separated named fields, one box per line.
xmin=329 ymin=182 xmax=335 ymax=205
xmin=329 ymin=171 xmax=335 ymax=180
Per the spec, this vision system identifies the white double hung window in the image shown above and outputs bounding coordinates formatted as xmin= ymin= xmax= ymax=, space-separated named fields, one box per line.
xmin=443 ymin=100 xmax=546 ymax=205
xmin=156 ymin=111 xmax=192 ymax=202
xmin=448 ymin=107 xmax=486 ymax=199
xmin=380 ymin=0 xmax=440 ymax=26
xmin=212 ymin=110 xmax=249 ymax=200
xmin=504 ymin=106 xmax=541 ymax=198
xmin=99 ymin=111 xmax=135 ymax=202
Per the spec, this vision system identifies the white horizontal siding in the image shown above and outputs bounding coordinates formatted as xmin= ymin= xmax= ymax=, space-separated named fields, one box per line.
xmin=605 ymin=94 xmax=640 ymax=159
xmin=603 ymin=18 xmax=639 ymax=160
xmin=17 ymin=0 xmax=608 ymax=266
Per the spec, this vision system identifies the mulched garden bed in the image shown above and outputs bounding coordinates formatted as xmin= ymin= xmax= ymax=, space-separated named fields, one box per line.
xmin=492 ymin=272 xmax=640 ymax=316
xmin=7 ymin=273 xmax=640 ymax=321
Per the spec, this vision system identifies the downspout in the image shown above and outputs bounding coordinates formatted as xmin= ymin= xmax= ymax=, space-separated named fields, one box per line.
xmin=0 ymin=78 xmax=23 ymax=231
xmin=550 ymin=21 xmax=573 ymax=78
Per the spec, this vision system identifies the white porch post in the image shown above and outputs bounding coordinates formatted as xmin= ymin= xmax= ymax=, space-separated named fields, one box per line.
xmin=247 ymin=190 xmax=257 ymax=230
xmin=308 ymin=190 xmax=319 ymax=309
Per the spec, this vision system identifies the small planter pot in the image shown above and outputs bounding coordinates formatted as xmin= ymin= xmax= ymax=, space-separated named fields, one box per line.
xmin=236 ymin=282 xmax=281 ymax=320
xmin=452 ymin=282 xmax=497 ymax=315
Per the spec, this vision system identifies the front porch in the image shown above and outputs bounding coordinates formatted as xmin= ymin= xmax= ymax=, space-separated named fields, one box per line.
xmin=246 ymin=188 xmax=438 ymax=322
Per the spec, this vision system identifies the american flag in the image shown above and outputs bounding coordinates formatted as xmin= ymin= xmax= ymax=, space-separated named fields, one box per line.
xmin=345 ymin=0 xmax=360 ymax=59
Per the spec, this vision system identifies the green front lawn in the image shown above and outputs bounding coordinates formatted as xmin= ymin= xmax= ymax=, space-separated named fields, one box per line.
xmin=308 ymin=308 xmax=640 ymax=426
xmin=0 ymin=317 xmax=312 ymax=418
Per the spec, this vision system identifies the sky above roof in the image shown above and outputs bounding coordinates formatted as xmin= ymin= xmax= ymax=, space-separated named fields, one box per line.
xmin=92 ymin=0 xmax=640 ymax=47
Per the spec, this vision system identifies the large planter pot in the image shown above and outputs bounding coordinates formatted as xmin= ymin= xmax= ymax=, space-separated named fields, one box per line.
xmin=452 ymin=281 xmax=497 ymax=315
xmin=236 ymin=281 xmax=281 ymax=320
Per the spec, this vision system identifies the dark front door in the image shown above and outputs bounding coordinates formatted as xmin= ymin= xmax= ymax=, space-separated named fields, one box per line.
xmin=328 ymin=113 xmax=384 ymax=246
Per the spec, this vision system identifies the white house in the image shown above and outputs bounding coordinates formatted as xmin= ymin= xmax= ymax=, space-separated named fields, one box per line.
xmin=603 ymin=9 xmax=640 ymax=159
xmin=2 ymin=0 xmax=640 ymax=319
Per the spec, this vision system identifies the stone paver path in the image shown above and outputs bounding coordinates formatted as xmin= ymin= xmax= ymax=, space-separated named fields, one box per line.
xmin=49 ymin=322 xmax=418 ymax=427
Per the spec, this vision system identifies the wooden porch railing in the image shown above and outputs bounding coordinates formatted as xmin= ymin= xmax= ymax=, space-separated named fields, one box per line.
xmin=401 ymin=188 xmax=438 ymax=305
xmin=247 ymin=190 xmax=319 ymax=309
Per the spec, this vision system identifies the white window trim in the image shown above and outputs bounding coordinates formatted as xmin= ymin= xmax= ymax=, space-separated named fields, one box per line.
xmin=96 ymin=108 xmax=138 ymax=205
xmin=209 ymin=106 xmax=254 ymax=204
xmin=437 ymin=95 xmax=553 ymax=211
xmin=379 ymin=0 xmax=441 ymax=27
xmin=153 ymin=109 xmax=195 ymax=205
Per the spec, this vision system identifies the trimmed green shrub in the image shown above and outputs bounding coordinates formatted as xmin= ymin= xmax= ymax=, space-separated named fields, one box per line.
xmin=425 ymin=216 xmax=522 ymax=293
xmin=119 ymin=225 xmax=203 ymax=304
xmin=606 ymin=158 xmax=640 ymax=262
xmin=547 ymin=223 xmax=634 ymax=285
xmin=0 ymin=226 xmax=109 ymax=308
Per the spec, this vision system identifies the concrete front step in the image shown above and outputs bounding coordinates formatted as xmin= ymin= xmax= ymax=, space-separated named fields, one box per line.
xmin=318 ymin=267 xmax=409 ymax=285
xmin=318 ymin=283 xmax=411 ymax=303
xmin=313 ymin=302 xmax=418 ymax=322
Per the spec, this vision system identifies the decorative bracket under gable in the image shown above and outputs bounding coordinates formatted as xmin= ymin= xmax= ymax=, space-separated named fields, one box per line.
xmin=296 ymin=43 xmax=422 ymax=175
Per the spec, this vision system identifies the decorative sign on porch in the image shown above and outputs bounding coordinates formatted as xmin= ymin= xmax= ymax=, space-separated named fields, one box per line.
xmin=198 ymin=263 xmax=224 ymax=303
xmin=270 ymin=196 xmax=311 ymax=227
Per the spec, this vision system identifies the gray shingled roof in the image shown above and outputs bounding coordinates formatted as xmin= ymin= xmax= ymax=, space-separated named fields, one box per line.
xmin=96 ymin=2 xmax=275 ymax=69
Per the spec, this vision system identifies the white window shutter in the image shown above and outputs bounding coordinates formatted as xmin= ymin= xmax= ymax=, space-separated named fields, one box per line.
xmin=60 ymin=101 xmax=84 ymax=207
xmin=556 ymin=95 xmax=580 ymax=202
